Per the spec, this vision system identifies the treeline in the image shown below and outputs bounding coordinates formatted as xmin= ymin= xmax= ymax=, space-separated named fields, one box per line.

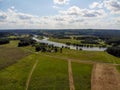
xmin=0 ymin=38 xmax=10 ymax=45
xmin=0 ymin=32 xmax=12 ymax=38
xmin=106 ymin=39 xmax=120 ymax=46
xmin=18 ymin=38 xmax=36 ymax=47
xmin=35 ymin=43 xmax=63 ymax=53
xmin=81 ymin=39 xmax=99 ymax=44
xmin=75 ymin=36 xmax=98 ymax=40
xmin=106 ymin=46 xmax=120 ymax=57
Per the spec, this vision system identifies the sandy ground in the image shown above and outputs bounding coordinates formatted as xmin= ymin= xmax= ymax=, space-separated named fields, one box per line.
xmin=91 ymin=64 xmax=120 ymax=90
xmin=68 ymin=60 xmax=75 ymax=90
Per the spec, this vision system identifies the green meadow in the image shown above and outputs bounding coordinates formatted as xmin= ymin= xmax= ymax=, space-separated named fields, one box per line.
xmin=72 ymin=63 xmax=93 ymax=90
xmin=0 ymin=40 xmax=120 ymax=90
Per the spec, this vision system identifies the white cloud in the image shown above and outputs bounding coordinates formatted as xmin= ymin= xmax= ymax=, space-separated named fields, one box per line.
xmin=0 ymin=6 xmax=119 ymax=29
xmin=52 ymin=6 xmax=61 ymax=10
xmin=0 ymin=12 xmax=7 ymax=21
xmin=103 ymin=0 xmax=120 ymax=14
xmin=53 ymin=0 xmax=69 ymax=5
xmin=59 ymin=6 xmax=107 ymax=18
xmin=89 ymin=2 xmax=103 ymax=9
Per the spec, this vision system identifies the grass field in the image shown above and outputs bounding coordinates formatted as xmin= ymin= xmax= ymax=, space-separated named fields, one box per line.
xmin=0 ymin=54 xmax=36 ymax=90
xmin=49 ymin=38 xmax=106 ymax=47
xmin=0 ymin=40 xmax=120 ymax=90
xmin=43 ymin=49 xmax=120 ymax=64
xmin=29 ymin=56 xmax=69 ymax=90
xmin=72 ymin=63 xmax=93 ymax=90
xmin=0 ymin=47 xmax=30 ymax=70
xmin=116 ymin=66 xmax=120 ymax=73
xmin=1 ymin=40 xmax=19 ymax=48
xmin=50 ymin=38 xmax=80 ymax=44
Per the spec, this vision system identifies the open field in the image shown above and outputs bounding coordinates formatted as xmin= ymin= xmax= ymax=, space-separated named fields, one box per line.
xmin=29 ymin=56 xmax=69 ymax=90
xmin=91 ymin=64 xmax=120 ymax=90
xmin=0 ymin=39 xmax=120 ymax=90
xmin=1 ymin=40 xmax=19 ymax=48
xmin=72 ymin=63 xmax=93 ymax=90
xmin=50 ymin=38 xmax=80 ymax=44
xmin=42 ymin=49 xmax=120 ymax=64
xmin=0 ymin=54 xmax=36 ymax=90
xmin=49 ymin=38 xmax=106 ymax=47
xmin=0 ymin=47 xmax=30 ymax=70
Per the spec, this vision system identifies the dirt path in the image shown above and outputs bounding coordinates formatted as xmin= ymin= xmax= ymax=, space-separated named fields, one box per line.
xmin=44 ymin=54 xmax=120 ymax=66
xmin=91 ymin=64 xmax=120 ymax=90
xmin=23 ymin=48 xmax=120 ymax=66
xmin=68 ymin=60 xmax=75 ymax=90
xmin=25 ymin=60 xmax=38 ymax=90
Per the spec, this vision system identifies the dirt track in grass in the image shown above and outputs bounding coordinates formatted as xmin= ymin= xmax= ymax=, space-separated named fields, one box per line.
xmin=68 ymin=60 xmax=75 ymax=90
xmin=91 ymin=64 xmax=120 ymax=90
xmin=25 ymin=60 xmax=38 ymax=90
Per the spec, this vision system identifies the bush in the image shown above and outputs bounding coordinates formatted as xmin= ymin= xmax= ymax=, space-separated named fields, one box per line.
xmin=0 ymin=38 xmax=10 ymax=45
xmin=106 ymin=46 xmax=120 ymax=57
xmin=18 ymin=38 xmax=36 ymax=47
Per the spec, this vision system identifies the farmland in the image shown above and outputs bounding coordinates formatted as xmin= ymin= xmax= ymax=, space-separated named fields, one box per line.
xmin=72 ymin=63 xmax=92 ymax=90
xmin=0 ymin=30 xmax=120 ymax=90
xmin=0 ymin=41 xmax=31 ymax=70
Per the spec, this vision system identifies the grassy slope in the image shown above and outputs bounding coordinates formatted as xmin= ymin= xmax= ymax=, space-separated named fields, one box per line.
xmin=0 ymin=54 xmax=36 ymax=90
xmin=0 ymin=47 xmax=30 ymax=70
xmin=0 ymin=41 xmax=31 ymax=70
xmin=29 ymin=56 xmax=69 ymax=90
xmin=43 ymin=49 xmax=120 ymax=64
xmin=72 ymin=63 xmax=93 ymax=90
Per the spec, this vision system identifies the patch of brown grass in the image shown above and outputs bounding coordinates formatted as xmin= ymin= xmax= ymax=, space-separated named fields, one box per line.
xmin=0 ymin=47 xmax=31 ymax=70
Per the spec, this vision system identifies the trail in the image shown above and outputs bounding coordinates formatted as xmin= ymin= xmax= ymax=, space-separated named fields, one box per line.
xmin=68 ymin=60 xmax=75 ymax=90
xmin=25 ymin=60 xmax=38 ymax=90
xmin=44 ymin=54 xmax=120 ymax=66
xmin=91 ymin=64 xmax=120 ymax=90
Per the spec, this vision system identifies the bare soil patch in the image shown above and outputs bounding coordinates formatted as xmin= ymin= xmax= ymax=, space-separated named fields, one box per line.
xmin=91 ymin=64 xmax=120 ymax=90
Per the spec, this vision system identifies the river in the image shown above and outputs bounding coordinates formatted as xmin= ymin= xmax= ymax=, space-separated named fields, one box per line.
xmin=32 ymin=36 xmax=107 ymax=51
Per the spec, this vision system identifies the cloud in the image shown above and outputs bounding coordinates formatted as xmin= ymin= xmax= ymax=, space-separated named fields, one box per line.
xmin=0 ymin=15 xmax=7 ymax=21
xmin=0 ymin=11 xmax=7 ymax=21
xmin=89 ymin=2 xmax=103 ymax=9
xmin=104 ymin=0 xmax=120 ymax=14
xmin=59 ymin=6 xmax=107 ymax=18
xmin=17 ymin=13 xmax=34 ymax=20
xmin=52 ymin=6 xmax=61 ymax=10
xmin=0 ymin=5 xmax=119 ymax=29
xmin=53 ymin=0 xmax=69 ymax=5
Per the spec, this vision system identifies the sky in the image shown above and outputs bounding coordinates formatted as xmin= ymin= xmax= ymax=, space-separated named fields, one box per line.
xmin=0 ymin=0 xmax=120 ymax=29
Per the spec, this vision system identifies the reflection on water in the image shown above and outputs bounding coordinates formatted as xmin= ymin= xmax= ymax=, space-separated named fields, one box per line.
xmin=33 ymin=37 xmax=107 ymax=51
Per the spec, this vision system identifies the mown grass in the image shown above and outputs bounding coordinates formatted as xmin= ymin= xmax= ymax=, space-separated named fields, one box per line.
xmin=72 ymin=63 xmax=93 ymax=90
xmin=0 ymin=54 xmax=36 ymax=90
xmin=1 ymin=40 xmax=19 ymax=48
xmin=116 ymin=66 xmax=120 ymax=73
xmin=29 ymin=56 xmax=69 ymax=90
xmin=42 ymin=49 xmax=120 ymax=64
